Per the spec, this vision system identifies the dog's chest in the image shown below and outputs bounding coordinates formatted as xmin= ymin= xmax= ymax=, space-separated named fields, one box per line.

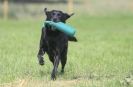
xmin=45 ymin=35 xmax=68 ymax=51
xmin=46 ymin=37 xmax=64 ymax=47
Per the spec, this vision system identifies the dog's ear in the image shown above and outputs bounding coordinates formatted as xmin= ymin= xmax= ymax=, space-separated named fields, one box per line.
xmin=44 ymin=8 xmax=47 ymax=13
xmin=69 ymin=13 xmax=74 ymax=17
xmin=64 ymin=13 xmax=74 ymax=20
xmin=44 ymin=8 xmax=50 ymax=15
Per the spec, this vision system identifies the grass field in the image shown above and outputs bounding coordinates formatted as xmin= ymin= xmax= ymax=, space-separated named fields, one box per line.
xmin=0 ymin=15 xmax=133 ymax=87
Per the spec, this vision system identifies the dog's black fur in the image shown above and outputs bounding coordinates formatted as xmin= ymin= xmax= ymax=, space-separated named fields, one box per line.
xmin=37 ymin=8 xmax=77 ymax=80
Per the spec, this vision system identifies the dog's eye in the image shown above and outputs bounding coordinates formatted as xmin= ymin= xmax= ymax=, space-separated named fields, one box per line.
xmin=57 ymin=14 xmax=61 ymax=17
xmin=52 ymin=13 xmax=55 ymax=16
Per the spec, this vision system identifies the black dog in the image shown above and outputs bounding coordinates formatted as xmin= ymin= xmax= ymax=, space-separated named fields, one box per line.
xmin=37 ymin=8 xmax=77 ymax=80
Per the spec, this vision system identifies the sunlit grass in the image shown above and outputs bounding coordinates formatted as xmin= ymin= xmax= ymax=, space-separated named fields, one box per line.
xmin=0 ymin=15 xmax=133 ymax=87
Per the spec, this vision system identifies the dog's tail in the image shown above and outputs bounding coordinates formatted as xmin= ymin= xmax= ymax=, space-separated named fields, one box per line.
xmin=68 ymin=36 xmax=77 ymax=42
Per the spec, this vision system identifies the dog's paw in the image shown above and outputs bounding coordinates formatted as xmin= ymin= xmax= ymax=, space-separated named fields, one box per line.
xmin=37 ymin=55 xmax=45 ymax=65
xmin=51 ymin=72 xmax=56 ymax=80
xmin=39 ymin=59 xmax=44 ymax=65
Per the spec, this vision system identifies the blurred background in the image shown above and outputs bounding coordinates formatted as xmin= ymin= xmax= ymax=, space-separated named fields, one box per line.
xmin=0 ymin=0 xmax=133 ymax=20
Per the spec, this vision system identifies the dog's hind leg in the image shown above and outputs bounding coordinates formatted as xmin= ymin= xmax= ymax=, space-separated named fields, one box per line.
xmin=61 ymin=56 xmax=67 ymax=73
xmin=48 ymin=54 xmax=54 ymax=65
xmin=61 ymin=46 xmax=68 ymax=73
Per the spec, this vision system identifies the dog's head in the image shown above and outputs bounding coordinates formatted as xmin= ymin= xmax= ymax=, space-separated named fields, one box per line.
xmin=44 ymin=8 xmax=74 ymax=23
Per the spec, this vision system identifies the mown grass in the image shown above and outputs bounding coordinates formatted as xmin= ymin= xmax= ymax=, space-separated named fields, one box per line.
xmin=0 ymin=15 xmax=133 ymax=87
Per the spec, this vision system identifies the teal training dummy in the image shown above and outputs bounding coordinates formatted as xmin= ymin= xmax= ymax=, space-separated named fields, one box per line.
xmin=45 ymin=21 xmax=76 ymax=37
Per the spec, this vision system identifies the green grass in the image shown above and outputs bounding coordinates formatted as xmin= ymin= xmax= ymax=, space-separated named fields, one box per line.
xmin=0 ymin=15 xmax=133 ymax=87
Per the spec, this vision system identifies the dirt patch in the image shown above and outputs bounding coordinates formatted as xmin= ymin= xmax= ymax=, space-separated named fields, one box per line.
xmin=0 ymin=78 xmax=92 ymax=87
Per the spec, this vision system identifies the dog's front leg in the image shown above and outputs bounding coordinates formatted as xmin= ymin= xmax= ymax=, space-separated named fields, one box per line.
xmin=37 ymin=28 xmax=47 ymax=65
xmin=37 ymin=49 xmax=44 ymax=65
xmin=51 ymin=52 xmax=60 ymax=80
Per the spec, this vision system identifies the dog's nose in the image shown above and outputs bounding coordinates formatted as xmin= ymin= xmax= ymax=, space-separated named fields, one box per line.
xmin=53 ymin=18 xmax=57 ymax=22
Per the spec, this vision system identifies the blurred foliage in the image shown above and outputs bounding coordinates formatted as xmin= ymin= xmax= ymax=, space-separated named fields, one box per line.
xmin=0 ymin=0 xmax=133 ymax=19
xmin=1 ymin=0 xmax=67 ymax=3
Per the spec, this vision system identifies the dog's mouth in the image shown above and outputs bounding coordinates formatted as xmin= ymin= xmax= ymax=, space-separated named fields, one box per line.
xmin=46 ymin=23 xmax=57 ymax=31
xmin=46 ymin=19 xmax=61 ymax=31
xmin=51 ymin=26 xmax=56 ymax=31
xmin=50 ymin=20 xmax=60 ymax=31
